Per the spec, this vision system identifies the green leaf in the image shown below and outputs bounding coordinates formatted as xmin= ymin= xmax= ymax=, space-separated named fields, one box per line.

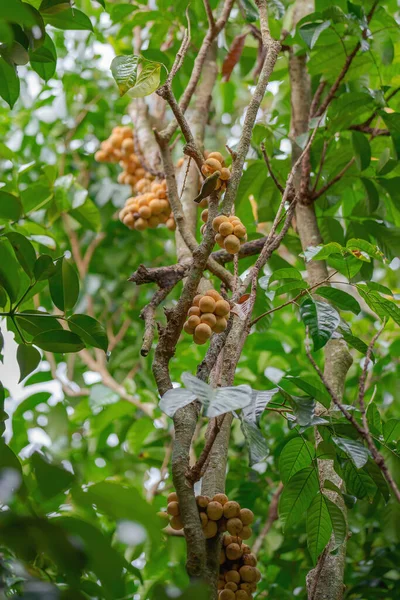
xmin=68 ymin=314 xmax=108 ymax=352
xmin=39 ymin=0 xmax=71 ymax=13
xmin=240 ymin=418 xmax=270 ymax=466
xmin=32 ymin=329 xmax=85 ymax=353
xmin=337 ymin=459 xmax=377 ymax=500
xmin=299 ymin=20 xmax=331 ymax=49
xmin=279 ymin=437 xmax=315 ymax=483
xmin=5 ymin=232 xmax=36 ymax=279
xmin=357 ymin=286 xmax=400 ymax=326
xmin=300 ymin=297 xmax=340 ymax=351
xmin=285 ymin=375 xmax=331 ymax=409
xmin=269 ymin=268 xmax=303 ymax=285
xmin=351 ymin=131 xmax=371 ymax=171
xmin=383 ymin=419 xmax=400 ymax=443
xmin=43 ymin=7 xmax=93 ymax=30
xmin=338 ymin=327 xmax=369 ymax=356
xmin=30 ymin=452 xmax=74 ymax=499
xmin=20 ymin=181 xmax=53 ymax=213
xmin=279 ymin=466 xmax=319 ymax=530
xmin=70 ymin=197 xmax=101 ymax=232
xmin=49 ymin=257 xmax=79 ymax=312
xmin=239 ymin=0 xmax=258 ymax=22
xmin=0 ymin=237 xmax=22 ymax=303
xmin=111 ymin=55 xmax=162 ymax=98
xmin=332 ymin=436 xmax=369 ymax=468
xmin=363 ymin=460 xmax=390 ymax=503
xmin=34 ymin=254 xmax=55 ymax=280
xmin=377 ymin=148 xmax=397 ymax=176
xmin=306 ymin=492 xmax=333 ymax=564
xmin=129 ymin=59 xmax=162 ymax=99
xmin=236 ymin=161 xmax=267 ymax=207
xmin=306 ymin=242 xmax=344 ymax=261
xmin=0 ymin=191 xmax=23 ymax=221
xmin=315 ymin=286 xmax=361 ymax=315
xmin=125 ymin=419 xmax=154 ymax=454
xmin=366 ymin=403 xmax=382 ymax=435
xmin=324 ymin=495 xmax=346 ymax=549
xmin=380 ymin=111 xmax=400 ymax=159
xmin=30 ymin=33 xmax=57 ymax=81
xmin=346 ymin=239 xmax=383 ymax=261
xmin=16 ymin=311 xmax=62 ymax=337
xmin=360 ymin=177 xmax=379 ymax=213
xmin=0 ymin=57 xmax=20 ymax=108
xmin=16 ymin=344 xmax=41 ymax=382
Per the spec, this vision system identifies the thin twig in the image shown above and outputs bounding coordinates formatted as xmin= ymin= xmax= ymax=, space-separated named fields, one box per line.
xmin=252 ymin=483 xmax=283 ymax=555
xmin=261 ymin=143 xmax=284 ymax=193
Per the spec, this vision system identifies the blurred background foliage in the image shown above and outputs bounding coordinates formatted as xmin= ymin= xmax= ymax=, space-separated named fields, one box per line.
xmin=0 ymin=0 xmax=399 ymax=599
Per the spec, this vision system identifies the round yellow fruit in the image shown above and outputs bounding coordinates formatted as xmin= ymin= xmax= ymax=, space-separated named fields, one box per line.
xmin=187 ymin=315 xmax=201 ymax=329
xmin=220 ymin=167 xmax=231 ymax=181
xmin=239 ymin=566 xmax=257 ymax=583
xmin=205 ymin=157 xmax=222 ymax=172
xmin=225 ymin=570 xmax=241 ymax=584
xmin=225 ymin=582 xmax=238 ymax=592
xmin=223 ymin=501 xmax=241 ymax=519
xmin=219 ymin=590 xmax=235 ymax=600
xmin=213 ymin=316 xmax=228 ymax=333
xmin=233 ymin=224 xmax=247 ymax=239
xmin=201 ymin=209 xmax=209 ymax=223
xmin=201 ymin=313 xmax=217 ymax=328
xmin=239 ymin=508 xmax=254 ymax=525
xmin=213 ymin=493 xmax=229 ymax=505
xmin=219 ymin=222 xmax=234 ymax=237
xmin=188 ymin=306 xmax=201 ymax=317
xmin=167 ymin=501 xmax=180 ymax=516
xmin=226 ymin=517 xmax=243 ymax=536
xmin=215 ymin=233 xmax=226 ymax=248
xmin=212 ymin=215 xmax=229 ymax=232
xmin=207 ymin=501 xmax=224 ymax=521
xmin=243 ymin=553 xmax=257 ymax=567
xmin=214 ymin=299 xmax=230 ymax=317
xmin=224 ymin=235 xmax=241 ymax=254
xmin=205 ymin=289 xmax=222 ymax=302
xmin=203 ymin=519 xmax=218 ymax=539
xmin=226 ymin=543 xmax=242 ymax=561
xmin=199 ymin=296 xmax=216 ymax=314
xmin=193 ymin=294 xmax=203 ymax=307
xmin=207 ymin=151 xmax=224 ymax=164
xmin=168 ymin=492 xmax=178 ymax=503
xmin=170 ymin=515 xmax=183 ymax=530
xmin=240 ymin=525 xmax=252 ymax=540
xmin=196 ymin=495 xmax=210 ymax=509
xmin=194 ymin=323 xmax=212 ymax=342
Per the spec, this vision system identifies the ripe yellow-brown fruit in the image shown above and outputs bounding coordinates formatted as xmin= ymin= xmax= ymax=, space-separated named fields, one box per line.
xmin=205 ymin=157 xmax=222 ymax=171
xmin=243 ymin=553 xmax=257 ymax=567
xmin=149 ymin=199 xmax=163 ymax=215
xmin=134 ymin=218 xmax=148 ymax=231
xmin=239 ymin=566 xmax=257 ymax=583
xmin=138 ymin=206 xmax=151 ymax=219
xmin=226 ymin=570 xmax=241 ymax=584
xmin=166 ymin=218 xmax=176 ymax=231
xmin=225 ymin=582 xmax=238 ymax=592
xmin=239 ymin=508 xmax=254 ymax=525
xmin=208 ymin=151 xmax=224 ymax=164
xmin=240 ymin=526 xmax=252 ymax=540
xmin=224 ymin=235 xmax=241 ymax=255
xmin=213 ymin=215 xmax=229 ymax=232
xmin=219 ymin=222 xmax=234 ymax=237
xmin=183 ymin=321 xmax=195 ymax=334
xmin=223 ymin=501 xmax=240 ymax=519
xmin=167 ymin=501 xmax=180 ymax=517
xmin=215 ymin=299 xmax=231 ymax=317
xmin=220 ymin=167 xmax=231 ymax=181
xmin=220 ymin=590 xmax=235 ymax=600
xmin=233 ymin=224 xmax=247 ymax=239
xmin=193 ymin=294 xmax=203 ymax=307
xmin=215 ymin=233 xmax=225 ymax=248
xmin=226 ymin=543 xmax=242 ymax=561
xmin=149 ymin=215 xmax=161 ymax=228
xmin=170 ymin=515 xmax=183 ymax=530
xmin=199 ymin=295 xmax=216 ymax=313
xmin=223 ymin=535 xmax=234 ymax=547
xmin=188 ymin=306 xmax=201 ymax=317
xmin=235 ymin=591 xmax=250 ymax=600
xmin=201 ymin=209 xmax=209 ymax=223
xmin=187 ymin=315 xmax=201 ymax=329
xmin=213 ymin=493 xmax=229 ymax=505
xmin=218 ymin=580 xmax=225 ymax=591
xmin=194 ymin=323 xmax=212 ymax=342
xmin=213 ymin=316 xmax=228 ymax=333
xmin=122 ymin=138 xmax=134 ymax=152
xmin=204 ymin=289 xmax=220 ymax=302
xmin=239 ymin=583 xmax=253 ymax=594
xmin=123 ymin=214 xmax=135 ymax=228
xmin=242 ymin=544 xmax=251 ymax=555
xmin=201 ymin=313 xmax=217 ymax=328
xmin=254 ymin=568 xmax=261 ymax=583
xmin=199 ymin=512 xmax=208 ymax=527
xmin=203 ymin=519 xmax=218 ymax=539
xmin=168 ymin=492 xmax=178 ymax=503
xmin=227 ymin=518 xmax=243 ymax=536
xmin=196 ymin=495 xmax=210 ymax=509
xmin=207 ymin=501 xmax=224 ymax=521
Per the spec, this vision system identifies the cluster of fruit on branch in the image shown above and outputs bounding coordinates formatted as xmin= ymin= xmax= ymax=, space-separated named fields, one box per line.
xmin=183 ymin=289 xmax=231 ymax=344
xmin=164 ymin=492 xmax=260 ymax=598
xmin=95 ymin=126 xmax=175 ymax=232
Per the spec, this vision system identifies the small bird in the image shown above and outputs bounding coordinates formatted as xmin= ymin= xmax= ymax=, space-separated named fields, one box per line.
xmin=193 ymin=171 xmax=221 ymax=204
